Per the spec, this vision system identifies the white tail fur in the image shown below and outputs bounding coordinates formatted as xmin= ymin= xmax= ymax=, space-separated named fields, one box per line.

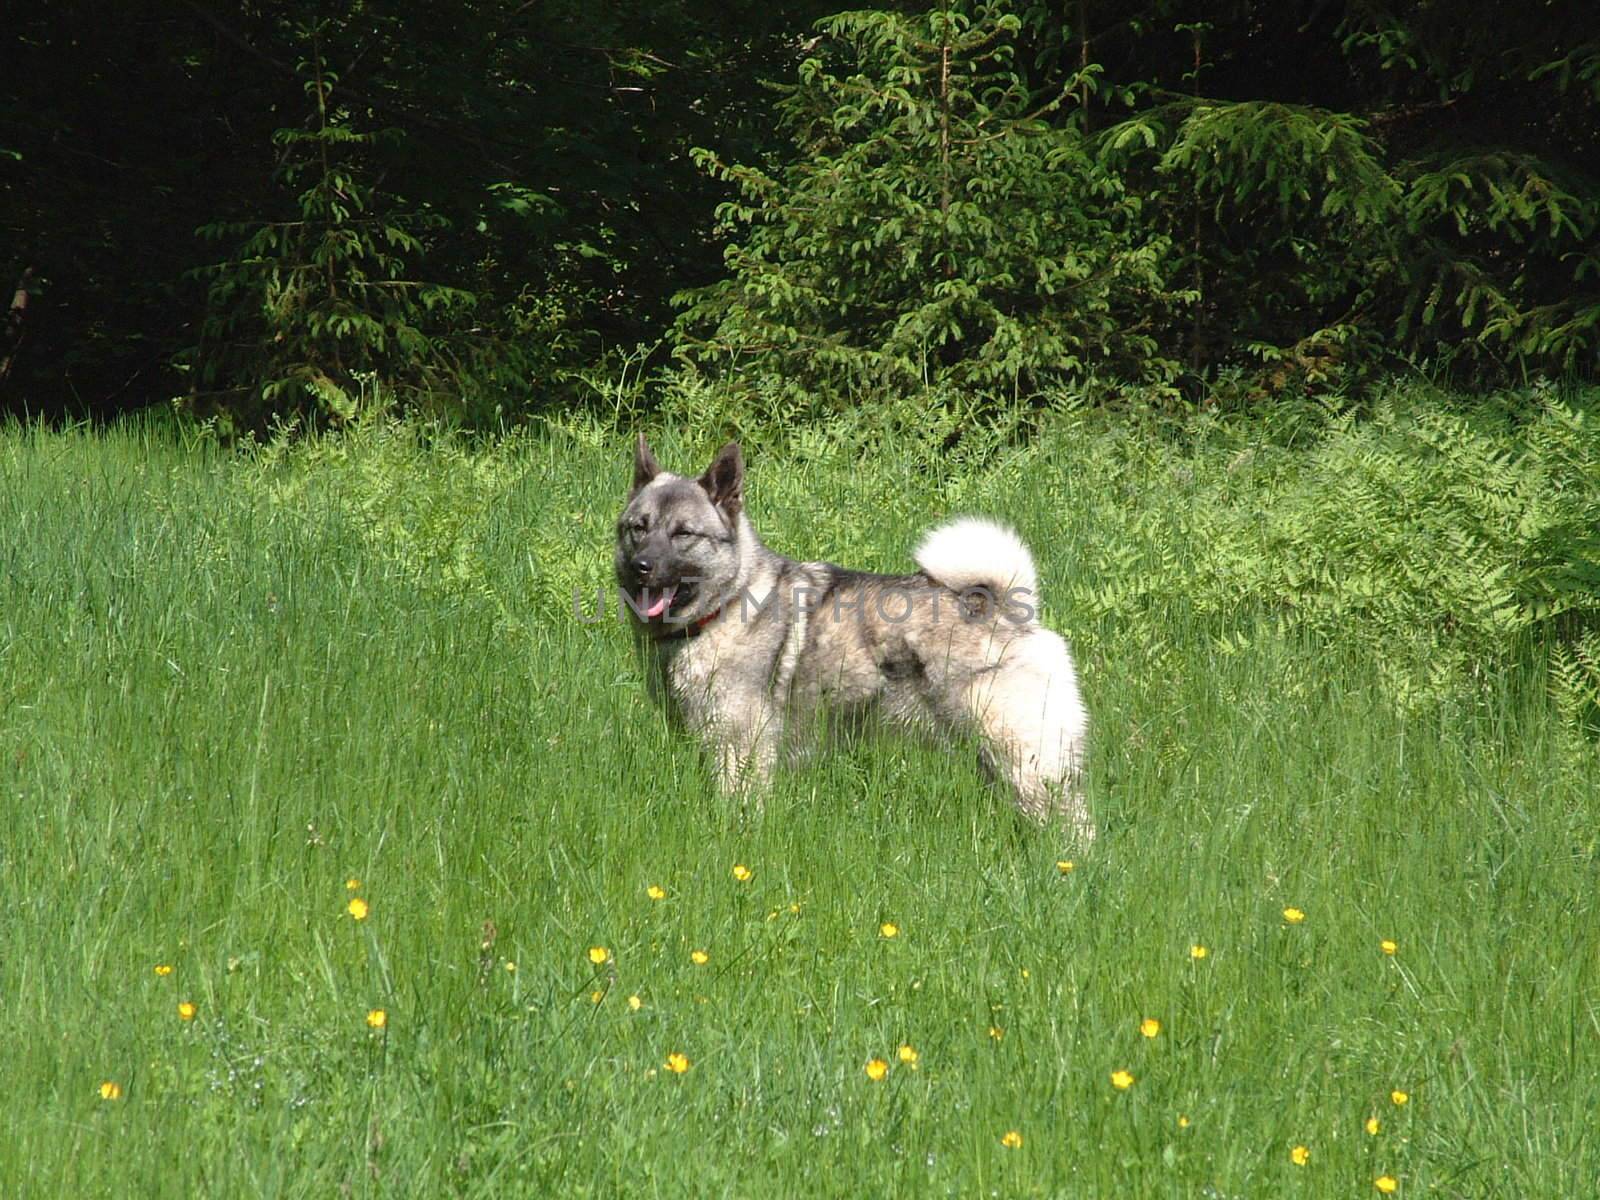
xmin=913 ymin=517 xmax=1040 ymax=618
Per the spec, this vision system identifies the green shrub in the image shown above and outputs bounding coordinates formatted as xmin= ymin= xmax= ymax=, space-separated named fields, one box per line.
xmin=1062 ymin=382 xmax=1600 ymax=710
xmin=181 ymin=26 xmax=480 ymax=432
xmin=671 ymin=1 xmax=1188 ymax=408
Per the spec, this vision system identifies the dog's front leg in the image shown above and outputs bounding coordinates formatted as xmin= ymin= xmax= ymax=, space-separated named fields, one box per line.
xmin=706 ymin=703 xmax=781 ymax=803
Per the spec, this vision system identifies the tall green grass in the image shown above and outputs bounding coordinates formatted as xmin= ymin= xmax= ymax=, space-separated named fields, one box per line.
xmin=2 ymin=403 xmax=1596 ymax=1197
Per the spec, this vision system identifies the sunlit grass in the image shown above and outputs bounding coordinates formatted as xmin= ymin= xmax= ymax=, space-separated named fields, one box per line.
xmin=1 ymin=413 xmax=1597 ymax=1197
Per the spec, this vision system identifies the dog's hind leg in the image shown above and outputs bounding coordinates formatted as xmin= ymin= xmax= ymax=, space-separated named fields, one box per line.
xmin=961 ymin=631 xmax=1092 ymax=842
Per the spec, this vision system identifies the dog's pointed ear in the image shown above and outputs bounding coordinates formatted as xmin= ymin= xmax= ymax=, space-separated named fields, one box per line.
xmin=632 ymin=434 xmax=662 ymax=494
xmin=698 ymin=441 xmax=744 ymax=516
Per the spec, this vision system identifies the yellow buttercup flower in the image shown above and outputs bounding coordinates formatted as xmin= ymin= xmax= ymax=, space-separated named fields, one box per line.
xmin=1056 ymin=860 xmax=1075 ymax=874
xmin=988 ymin=1025 xmax=1004 ymax=1041
xmin=691 ymin=949 xmax=709 ymax=965
xmin=345 ymin=878 xmax=361 ymax=891
xmin=1283 ymin=907 xmax=1306 ymax=924
xmin=587 ymin=945 xmax=610 ymax=965
xmin=1000 ymin=1130 xmax=1023 ymax=1148
xmin=1178 ymin=1115 xmax=1190 ymax=1128
xmin=665 ymin=1052 xmax=690 ymax=1074
xmin=1375 ymin=1176 xmax=1398 ymax=1194
xmin=590 ymin=989 xmax=604 ymax=1004
xmin=1366 ymin=1116 xmax=1381 ymax=1135
xmin=1139 ymin=1017 xmax=1161 ymax=1038
xmin=98 ymin=1080 xmax=123 ymax=1101
xmin=366 ymin=1008 xmax=387 ymax=1028
xmin=864 ymin=1058 xmax=888 ymax=1081
xmin=1190 ymin=944 xmax=1208 ymax=960
xmin=505 ymin=960 xmax=516 ymax=973
xmin=177 ymin=1001 xmax=197 ymax=1021
xmin=1380 ymin=939 xmax=1398 ymax=955
xmin=647 ymin=885 xmax=666 ymax=901
xmin=628 ymin=995 xmax=643 ymax=1011
xmin=1291 ymin=1145 xmax=1310 ymax=1166
xmin=1110 ymin=1069 xmax=1135 ymax=1090
xmin=153 ymin=964 xmax=173 ymax=977
xmin=1390 ymin=1089 xmax=1409 ymax=1106
xmin=347 ymin=897 xmax=369 ymax=921
xmin=897 ymin=1044 xmax=919 ymax=1066
xmin=879 ymin=922 xmax=900 ymax=939
xmin=732 ymin=864 xmax=752 ymax=882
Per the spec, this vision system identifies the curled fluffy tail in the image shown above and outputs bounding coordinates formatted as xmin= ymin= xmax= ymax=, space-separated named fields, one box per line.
xmin=914 ymin=517 xmax=1040 ymax=622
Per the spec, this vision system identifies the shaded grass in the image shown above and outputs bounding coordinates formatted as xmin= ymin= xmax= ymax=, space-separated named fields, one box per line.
xmin=1 ymin=415 xmax=1596 ymax=1197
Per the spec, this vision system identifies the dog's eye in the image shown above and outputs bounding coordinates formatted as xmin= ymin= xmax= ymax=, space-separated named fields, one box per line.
xmin=670 ymin=528 xmax=699 ymax=542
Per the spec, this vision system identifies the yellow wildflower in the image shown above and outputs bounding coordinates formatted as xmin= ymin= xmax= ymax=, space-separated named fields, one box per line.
xmin=1056 ymin=860 xmax=1075 ymax=874
xmin=1283 ymin=907 xmax=1306 ymax=924
xmin=1291 ymin=1145 xmax=1310 ymax=1166
xmin=1000 ymin=1130 xmax=1023 ymax=1149
xmin=505 ymin=960 xmax=516 ymax=973
xmin=1380 ymin=939 xmax=1398 ymax=955
xmin=647 ymin=885 xmax=666 ymax=901
xmin=665 ymin=1052 xmax=690 ymax=1074
xmin=628 ymin=995 xmax=643 ymax=1011
xmin=1190 ymin=944 xmax=1208 ymax=959
xmin=1110 ymin=1069 xmax=1135 ymax=1090
xmin=988 ymin=1025 xmax=1004 ymax=1041
xmin=1375 ymin=1176 xmax=1398 ymax=1194
xmin=897 ymin=1044 xmax=919 ymax=1066
xmin=732 ymin=864 xmax=752 ymax=882
xmin=590 ymin=989 xmax=604 ymax=1004
xmin=345 ymin=877 xmax=361 ymax=891
xmin=366 ymin=1008 xmax=387 ymax=1029
xmin=879 ymin=922 xmax=900 ymax=939
xmin=691 ymin=949 xmax=709 ymax=965
xmin=1139 ymin=1018 xmax=1161 ymax=1038
xmin=153 ymin=964 xmax=173 ymax=977
xmin=1366 ymin=1116 xmax=1381 ymax=1135
xmin=177 ymin=1001 xmax=197 ymax=1021
xmin=98 ymin=1081 xmax=123 ymax=1101
xmin=1390 ymin=1089 xmax=1409 ymax=1106
xmin=864 ymin=1058 xmax=888 ymax=1081
xmin=587 ymin=945 xmax=610 ymax=965
xmin=1178 ymin=1115 xmax=1190 ymax=1128
xmin=347 ymin=897 xmax=369 ymax=921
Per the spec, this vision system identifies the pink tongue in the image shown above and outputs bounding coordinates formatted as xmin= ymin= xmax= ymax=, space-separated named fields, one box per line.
xmin=644 ymin=587 xmax=675 ymax=619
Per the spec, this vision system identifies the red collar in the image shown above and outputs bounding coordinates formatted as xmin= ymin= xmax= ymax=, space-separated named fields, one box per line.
xmin=656 ymin=599 xmax=730 ymax=640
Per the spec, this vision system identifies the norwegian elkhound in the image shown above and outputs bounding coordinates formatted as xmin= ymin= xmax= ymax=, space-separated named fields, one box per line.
xmin=614 ymin=436 xmax=1091 ymax=840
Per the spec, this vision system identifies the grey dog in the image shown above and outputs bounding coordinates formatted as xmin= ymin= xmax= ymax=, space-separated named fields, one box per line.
xmin=614 ymin=437 xmax=1091 ymax=840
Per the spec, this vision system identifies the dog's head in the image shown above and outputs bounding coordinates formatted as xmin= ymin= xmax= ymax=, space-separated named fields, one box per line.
xmin=614 ymin=436 xmax=744 ymax=631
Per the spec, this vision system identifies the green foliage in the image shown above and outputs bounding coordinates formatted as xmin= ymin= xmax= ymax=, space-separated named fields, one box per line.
xmin=1400 ymin=150 xmax=1600 ymax=371
xmin=241 ymin=419 xmax=605 ymax=625
xmin=8 ymin=1 xmax=1598 ymax=420
xmin=1551 ymin=630 xmax=1600 ymax=736
xmin=1102 ymin=100 xmax=1402 ymax=379
xmin=182 ymin=30 xmax=479 ymax=431
xmin=229 ymin=368 xmax=1600 ymax=728
xmin=1063 ymin=382 xmax=1600 ymax=710
xmin=672 ymin=1 xmax=1189 ymax=407
xmin=1103 ymin=96 xmax=1600 ymax=382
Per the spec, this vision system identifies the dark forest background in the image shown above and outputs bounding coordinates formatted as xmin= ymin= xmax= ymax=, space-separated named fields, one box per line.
xmin=2 ymin=1 xmax=1596 ymax=429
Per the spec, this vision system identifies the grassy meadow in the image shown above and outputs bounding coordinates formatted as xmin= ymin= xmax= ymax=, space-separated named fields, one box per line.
xmin=2 ymin=397 xmax=1598 ymax=1197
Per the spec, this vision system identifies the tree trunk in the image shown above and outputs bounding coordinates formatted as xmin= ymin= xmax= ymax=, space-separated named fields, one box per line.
xmin=0 ymin=267 xmax=34 ymax=386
